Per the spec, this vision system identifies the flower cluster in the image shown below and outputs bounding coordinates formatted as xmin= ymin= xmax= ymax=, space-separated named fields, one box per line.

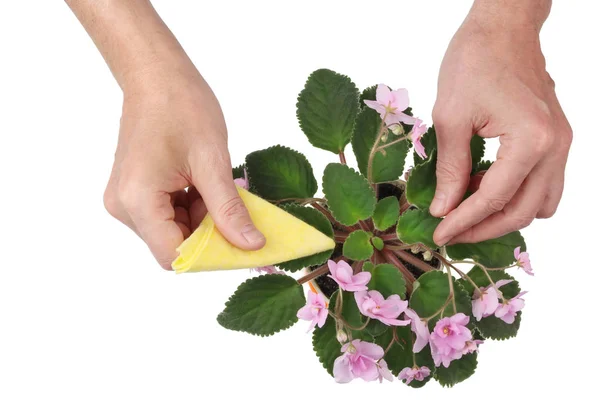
xmin=296 ymin=247 xmax=533 ymax=385
xmin=364 ymin=84 xmax=428 ymax=160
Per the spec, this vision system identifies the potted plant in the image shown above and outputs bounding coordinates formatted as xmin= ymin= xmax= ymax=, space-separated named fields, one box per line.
xmin=217 ymin=69 xmax=533 ymax=387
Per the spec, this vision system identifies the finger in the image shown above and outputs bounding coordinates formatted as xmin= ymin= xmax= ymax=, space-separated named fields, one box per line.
xmin=121 ymin=186 xmax=184 ymax=270
xmin=190 ymin=151 xmax=266 ymax=250
xmin=448 ymin=163 xmax=550 ymax=243
xmin=537 ymin=174 xmax=564 ymax=218
xmin=429 ymin=116 xmax=473 ymax=217
xmin=433 ymin=141 xmax=542 ymax=245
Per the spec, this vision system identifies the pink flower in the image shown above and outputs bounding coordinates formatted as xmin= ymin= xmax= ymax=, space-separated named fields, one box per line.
xmin=296 ymin=291 xmax=328 ymax=332
xmin=354 ymin=290 xmax=411 ymax=326
xmin=363 ymin=84 xmax=416 ymax=126
xmin=398 ymin=366 xmax=431 ymax=384
xmin=463 ymin=339 xmax=484 ymax=355
xmin=333 ymin=339 xmax=385 ymax=383
xmin=515 ymin=247 xmax=533 ymax=276
xmin=377 ymin=359 xmax=394 ymax=383
xmin=403 ymin=309 xmax=430 ymax=353
xmin=251 ymin=266 xmax=283 ymax=275
xmin=429 ymin=313 xmax=472 ymax=368
xmin=410 ymin=119 xmax=428 ymax=160
xmin=233 ymin=168 xmax=249 ymax=190
xmin=472 ymin=279 xmax=513 ymax=321
xmin=495 ymin=291 xmax=527 ymax=324
xmin=327 ymin=260 xmax=371 ymax=292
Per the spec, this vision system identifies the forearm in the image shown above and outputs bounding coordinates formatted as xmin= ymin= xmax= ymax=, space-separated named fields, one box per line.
xmin=469 ymin=0 xmax=552 ymax=32
xmin=65 ymin=0 xmax=197 ymax=92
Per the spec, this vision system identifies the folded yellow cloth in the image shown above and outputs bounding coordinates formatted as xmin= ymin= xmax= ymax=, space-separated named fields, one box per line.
xmin=172 ymin=188 xmax=336 ymax=273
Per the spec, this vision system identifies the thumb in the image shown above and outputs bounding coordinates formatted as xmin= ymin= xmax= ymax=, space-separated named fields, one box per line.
xmin=429 ymin=117 xmax=473 ymax=217
xmin=190 ymin=152 xmax=266 ymax=250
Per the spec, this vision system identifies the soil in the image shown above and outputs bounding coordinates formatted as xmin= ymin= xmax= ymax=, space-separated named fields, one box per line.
xmin=377 ymin=182 xmax=404 ymax=201
xmin=402 ymin=250 xmax=441 ymax=278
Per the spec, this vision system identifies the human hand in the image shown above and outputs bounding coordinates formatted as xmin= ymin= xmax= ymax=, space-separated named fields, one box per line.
xmin=430 ymin=2 xmax=572 ymax=246
xmin=103 ymin=70 xmax=266 ymax=269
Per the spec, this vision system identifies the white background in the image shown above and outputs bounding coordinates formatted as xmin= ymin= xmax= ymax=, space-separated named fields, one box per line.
xmin=1 ymin=1 xmax=598 ymax=399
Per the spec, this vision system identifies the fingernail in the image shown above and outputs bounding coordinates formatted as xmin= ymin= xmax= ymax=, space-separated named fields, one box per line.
xmin=241 ymin=224 xmax=266 ymax=245
xmin=430 ymin=192 xmax=447 ymax=216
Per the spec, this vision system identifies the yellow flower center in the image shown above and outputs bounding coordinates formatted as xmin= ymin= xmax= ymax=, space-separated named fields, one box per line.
xmin=443 ymin=327 xmax=450 ymax=335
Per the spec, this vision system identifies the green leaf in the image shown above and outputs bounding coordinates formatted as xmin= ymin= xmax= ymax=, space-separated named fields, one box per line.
xmin=406 ymin=150 xmax=437 ymax=209
xmin=372 ymin=196 xmax=400 ymax=231
xmin=232 ymin=164 xmax=245 ymax=179
xmin=217 ymin=275 xmax=305 ymax=336
xmin=245 ymin=146 xmax=318 ymax=200
xmin=371 ymin=236 xmax=384 ymax=251
xmin=278 ymin=204 xmax=334 ymax=272
xmin=435 ymin=352 xmax=478 ymax=387
xmin=409 ymin=271 xmax=471 ymax=329
xmin=473 ymin=160 xmax=493 ymax=173
xmin=413 ymin=126 xmax=485 ymax=169
xmin=459 ymin=268 xmax=522 ymax=340
xmin=396 ymin=209 xmax=442 ymax=249
xmin=351 ymin=107 xmax=410 ymax=183
xmin=374 ymin=326 xmax=412 ymax=375
xmin=312 ymin=315 xmax=340 ymax=376
xmin=297 ymin=69 xmax=359 ymax=154
xmin=470 ymin=135 xmax=485 ymax=166
xmin=365 ymin=263 xmax=407 ymax=299
xmin=365 ymin=319 xmax=389 ymax=338
xmin=322 ymin=163 xmax=376 ymax=226
xmin=359 ymin=85 xmax=377 ymax=108
xmin=447 ymin=231 xmax=526 ymax=268
xmin=342 ymin=230 xmax=373 ymax=261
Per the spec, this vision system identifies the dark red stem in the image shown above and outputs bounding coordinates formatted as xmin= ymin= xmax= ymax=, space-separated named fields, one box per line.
xmin=339 ymin=151 xmax=347 ymax=165
xmin=380 ymin=233 xmax=399 ymax=242
xmin=297 ymin=263 xmax=329 ymax=285
xmin=381 ymin=249 xmax=415 ymax=293
xmin=393 ymin=249 xmax=436 ymax=272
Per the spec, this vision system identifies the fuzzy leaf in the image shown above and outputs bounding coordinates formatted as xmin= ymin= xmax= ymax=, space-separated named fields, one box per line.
xmin=460 ymin=268 xmax=522 ymax=340
xmin=372 ymin=196 xmax=400 ymax=231
xmin=371 ymin=236 xmax=384 ymax=251
xmin=351 ymin=107 xmax=410 ymax=183
xmin=365 ymin=319 xmax=389 ymax=338
xmin=406 ymin=150 xmax=437 ymax=209
xmin=217 ymin=275 xmax=305 ymax=336
xmin=409 ymin=271 xmax=472 ymax=330
xmin=322 ymin=163 xmax=376 ymax=226
xmin=278 ymin=204 xmax=334 ymax=272
xmin=413 ymin=126 xmax=485 ymax=168
xmin=343 ymin=230 xmax=374 ymax=261
xmin=364 ymin=263 xmax=407 ymax=299
xmin=374 ymin=326 xmax=412 ymax=375
xmin=297 ymin=69 xmax=359 ymax=154
xmin=232 ymin=164 xmax=245 ymax=179
xmin=396 ymin=209 xmax=442 ymax=249
xmin=312 ymin=315 xmax=340 ymax=376
xmin=435 ymin=352 xmax=478 ymax=387
xmin=245 ymin=146 xmax=317 ymax=200
xmin=447 ymin=231 xmax=526 ymax=268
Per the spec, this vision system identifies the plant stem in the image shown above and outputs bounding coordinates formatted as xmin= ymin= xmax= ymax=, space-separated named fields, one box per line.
xmin=339 ymin=151 xmax=347 ymax=165
xmin=424 ymin=294 xmax=453 ymax=322
xmin=381 ymin=249 xmax=415 ymax=293
xmin=399 ymin=194 xmax=411 ymax=214
xmin=352 ymin=260 xmax=365 ymax=274
xmin=393 ymin=249 xmax=436 ymax=272
xmin=312 ymin=203 xmax=355 ymax=233
xmin=358 ymin=220 xmax=370 ymax=232
xmin=273 ymin=197 xmax=326 ymax=205
xmin=334 ymin=232 xmax=349 ymax=242
xmin=380 ymin=233 xmax=399 ymax=242
xmin=367 ymin=112 xmax=388 ymax=183
xmin=445 ymin=264 xmax=457 ymax=314
xmin=375 ymin=135 xmax=409 ymax=152
xmin=297 ymin=263 xmax=330 ymax=285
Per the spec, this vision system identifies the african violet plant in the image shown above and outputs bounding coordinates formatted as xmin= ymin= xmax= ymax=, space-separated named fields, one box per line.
xmin=219 ymin=69 xmax=533 ymax=387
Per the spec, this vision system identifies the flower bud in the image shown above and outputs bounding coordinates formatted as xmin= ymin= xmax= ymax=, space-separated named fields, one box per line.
xmin=411 ymin=244 xmax=421 ymax=254
xmin=336 ymin=329 xmax=348 ymax=344
xmin=423 ymin=250 xmax=433 ymax=261
xmin=390 ymin=123 xmax=404 ymax=135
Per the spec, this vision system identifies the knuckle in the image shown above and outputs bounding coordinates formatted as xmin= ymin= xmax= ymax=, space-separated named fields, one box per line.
xmin=117 ymin=179 xmax=143 ymax=214
xmin=432 ymin=107 xmax=454 ymax=132
xmin=217 ymin=196 xmax=248 ymax=220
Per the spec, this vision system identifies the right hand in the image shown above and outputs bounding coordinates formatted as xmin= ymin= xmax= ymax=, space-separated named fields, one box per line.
xmin=103 ymin=69 xmax=266 ymax=270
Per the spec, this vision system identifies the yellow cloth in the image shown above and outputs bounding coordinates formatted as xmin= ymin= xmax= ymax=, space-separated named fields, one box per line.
xmin=172 ymin=188 xmax=336 ymax=273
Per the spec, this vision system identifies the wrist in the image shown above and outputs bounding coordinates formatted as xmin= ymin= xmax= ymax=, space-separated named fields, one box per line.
xmin=469 ymin=0 xmax=551 ymax=33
